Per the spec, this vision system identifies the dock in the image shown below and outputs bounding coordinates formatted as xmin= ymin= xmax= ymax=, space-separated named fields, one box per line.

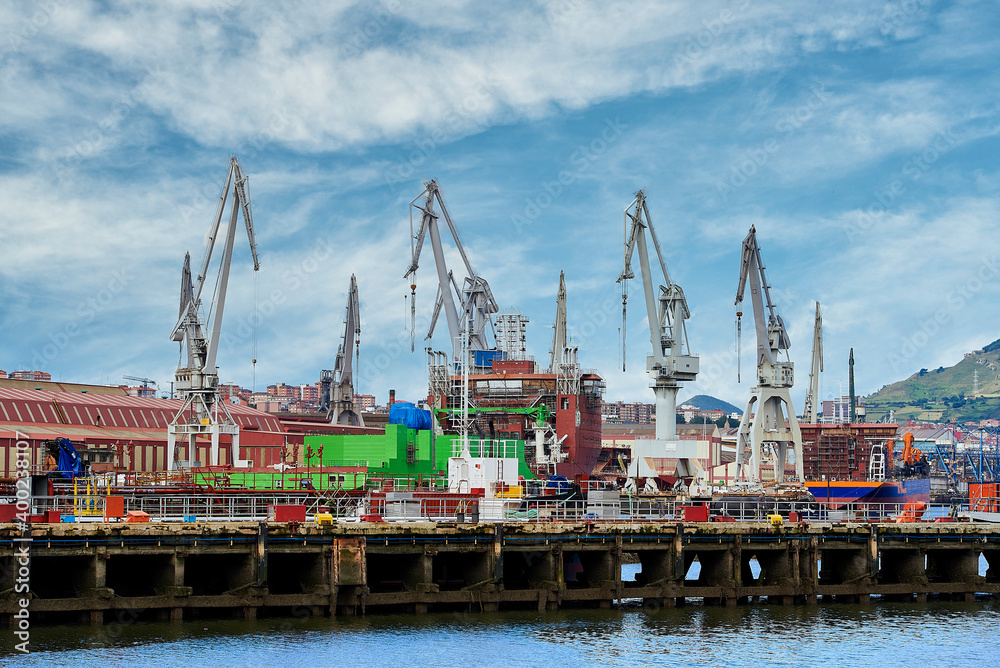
xmin=3 ymin=520 xmax=999 ymax=625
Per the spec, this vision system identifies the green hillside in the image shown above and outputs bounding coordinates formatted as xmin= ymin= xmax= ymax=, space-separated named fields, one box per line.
xmin=865 ymin=339 xmax=1000 ymax=423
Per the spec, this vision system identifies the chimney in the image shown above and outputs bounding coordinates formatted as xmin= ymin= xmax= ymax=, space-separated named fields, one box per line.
xmin=389 ymin=389 xmax=396 ymax=407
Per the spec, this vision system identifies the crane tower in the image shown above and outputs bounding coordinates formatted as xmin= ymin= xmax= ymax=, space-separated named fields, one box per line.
xmin=733 ymin=226 xmax=802 ymax=484
xmin=320 ymin=274 xmax=365 ymax=426
xmin=167 ymin=157 xmax=259 ymax=469
xmin=617 ymin=190 xmax=701 ymax=487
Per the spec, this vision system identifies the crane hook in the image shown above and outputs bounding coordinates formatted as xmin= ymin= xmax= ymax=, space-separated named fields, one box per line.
xmin=410 ymin=283 xmax=416 ymax=353
xmin=736 ymin=310 xmax=742 ymax=383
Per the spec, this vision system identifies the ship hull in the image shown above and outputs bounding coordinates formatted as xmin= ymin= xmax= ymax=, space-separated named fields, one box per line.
xmin=805 ymin=478 xmax=930 ymax=509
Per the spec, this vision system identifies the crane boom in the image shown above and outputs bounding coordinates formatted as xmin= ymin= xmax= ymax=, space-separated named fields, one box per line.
xmin=323 ymin=275 xmax=364 ymax=426
xmin=803 ymin=302 xmax=823 ymax=423
xmin=549 ymin=271 xmax=568 ymax=372
xmin=403 ymin=180 xmax=498 ymax=363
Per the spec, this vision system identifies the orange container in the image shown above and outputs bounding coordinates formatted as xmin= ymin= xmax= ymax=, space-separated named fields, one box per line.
xmin=125 ymin=510 xmax=150 ymax=523
xmin=104 ymin=496 xmax=125 ymax=521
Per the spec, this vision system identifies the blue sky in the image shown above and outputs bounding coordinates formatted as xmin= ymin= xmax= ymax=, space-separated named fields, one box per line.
xmin=1 ymin=1 xmax=999 ymax=411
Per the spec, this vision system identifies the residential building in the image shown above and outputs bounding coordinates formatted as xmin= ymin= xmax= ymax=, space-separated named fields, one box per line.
xmin=9 ymin=370 xmax=51 ymax=381
xmin=601 ymin=400 xmax=654 ymax=423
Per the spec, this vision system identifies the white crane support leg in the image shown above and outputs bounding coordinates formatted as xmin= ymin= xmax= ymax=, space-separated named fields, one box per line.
xmin=735 ymin=387 xmax=803 ymax=483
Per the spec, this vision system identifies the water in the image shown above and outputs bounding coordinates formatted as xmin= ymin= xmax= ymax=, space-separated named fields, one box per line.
xmin=4 ymin=563 xmax=996 ymax=667
xmin=5 ymin=602 xmax=999 ymax=667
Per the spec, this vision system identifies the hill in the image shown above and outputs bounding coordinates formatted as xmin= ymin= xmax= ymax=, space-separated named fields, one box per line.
xmin=865 ymin=338 xmax=1000 ymax=423
xmin=679 ymin=394 xmax=742 ymax=415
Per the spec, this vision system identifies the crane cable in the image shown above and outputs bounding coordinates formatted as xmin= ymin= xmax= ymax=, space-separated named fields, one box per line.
xmin=251 ymin=270 xmax=259 ymax=393
xmin=620 ymin=278 xmax=628 ymax=372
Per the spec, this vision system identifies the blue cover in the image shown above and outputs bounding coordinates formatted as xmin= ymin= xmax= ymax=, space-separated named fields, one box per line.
xmin=388 ymin=402 xmax=433 ymax=431
xmin=53 ymin=438 xmax=85 ymax=478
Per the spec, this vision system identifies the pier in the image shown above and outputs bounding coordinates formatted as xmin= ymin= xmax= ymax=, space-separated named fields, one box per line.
xmin=2 ymin=520 xmax=999 ymax=625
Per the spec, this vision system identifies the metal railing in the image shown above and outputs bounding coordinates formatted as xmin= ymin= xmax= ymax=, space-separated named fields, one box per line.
xmin=5 ymin=491 xmax=971 ymax=525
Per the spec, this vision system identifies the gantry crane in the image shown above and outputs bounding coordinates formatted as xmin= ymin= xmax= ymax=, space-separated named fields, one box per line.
xmin=319 ymin=274 xmax=364 ymax=426
xmin=167 ymin=157 xmax=259 ymax=469
xmin=733 ymin=226 xmax=802 ymax=484
xmin=404 ymin=180 xmax=498 ymax=364
xmin=802 ymin=302 xmax=823 ymax=423
xmin=617 ymin=190 xmax=701 ymax=487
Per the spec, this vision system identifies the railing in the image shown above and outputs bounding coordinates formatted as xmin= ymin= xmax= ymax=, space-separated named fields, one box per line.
xmin=6 ymin=491 xmax=971 ymax=525
xmin=450 ymin=439 xmax=520 ymax=459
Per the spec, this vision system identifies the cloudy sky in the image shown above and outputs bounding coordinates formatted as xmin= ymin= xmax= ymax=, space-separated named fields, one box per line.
xmin=1 ymin=1 xmax=998 ymax=410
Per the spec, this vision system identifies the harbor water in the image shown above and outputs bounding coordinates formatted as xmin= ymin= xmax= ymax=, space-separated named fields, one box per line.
xmin=5 ymin=601 xmax=999 ymax=667
xmin=5 ymin=565 xmax=998 ymax=667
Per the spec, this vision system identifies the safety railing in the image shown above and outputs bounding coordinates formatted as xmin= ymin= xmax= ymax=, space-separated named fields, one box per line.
xmin=5 ymin=492 xmax=967 ymax=524
xmin=450 ymin=439 xmax=521 ymax=459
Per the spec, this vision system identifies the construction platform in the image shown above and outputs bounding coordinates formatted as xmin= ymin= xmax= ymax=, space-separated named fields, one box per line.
xmin=2 ymin=520 xmax=999 ymax=625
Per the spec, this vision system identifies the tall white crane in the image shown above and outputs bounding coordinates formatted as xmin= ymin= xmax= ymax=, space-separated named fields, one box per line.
xmin=802 ymin=301 xmax=823 ymax=423
xmin=404 ymin=180 xmax=498 ymax=364
xmin=733 ymin=226 xmax=802 ymax=484
xmin=320 ymin=274 xmax=364 ymax=426
xmin=617 ymin=190 xmax=701 ymax=485
xmin=549 ymin=270 xmax=568 ymax=373
xmin=167 ymin=157 xmax=259 ymax=469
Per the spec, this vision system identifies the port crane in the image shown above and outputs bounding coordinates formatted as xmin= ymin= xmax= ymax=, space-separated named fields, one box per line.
xmin=802 ymin=302 xmax=823 ymax=423
xmin=734 ymin=226 xmax=803 ymax=484
xmin=167 ymin=156 xmax=259 ymax=469
xmin=404 ymin=180 xmax=498 ymax=364
xmin=549 ymin=270 xmax=569 ymax=373
xmin=319 ymin=274 xmax=364 ymax=426
xmin=617 ymin=190 xmax=701 ymax=489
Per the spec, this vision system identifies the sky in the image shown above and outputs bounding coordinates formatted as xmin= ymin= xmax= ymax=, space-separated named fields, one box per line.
xmin=1 ymin=0 xmax=999 ymax=411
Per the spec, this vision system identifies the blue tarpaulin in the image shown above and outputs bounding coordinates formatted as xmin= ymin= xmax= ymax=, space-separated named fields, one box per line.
xmin=388 ymin=402 xmax=433 ymax=431
xmin=52 ymin=438 xmax=85 ymax=478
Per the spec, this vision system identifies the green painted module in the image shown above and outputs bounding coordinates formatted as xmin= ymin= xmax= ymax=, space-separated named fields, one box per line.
xmin=195 ymin=425 xmax=535 ymax=492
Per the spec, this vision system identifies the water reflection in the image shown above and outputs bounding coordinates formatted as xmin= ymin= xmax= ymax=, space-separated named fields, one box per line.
xmin=7 ymin=601 xmax=999 ymax=667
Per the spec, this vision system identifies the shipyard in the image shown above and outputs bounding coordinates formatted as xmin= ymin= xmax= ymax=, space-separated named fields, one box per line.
xmin=4 ymin=1 xmax=1000 ymax=665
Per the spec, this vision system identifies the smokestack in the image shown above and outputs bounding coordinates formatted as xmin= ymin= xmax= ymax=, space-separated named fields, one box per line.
xmin=389 ymin=389 xmax=396 ymax=407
